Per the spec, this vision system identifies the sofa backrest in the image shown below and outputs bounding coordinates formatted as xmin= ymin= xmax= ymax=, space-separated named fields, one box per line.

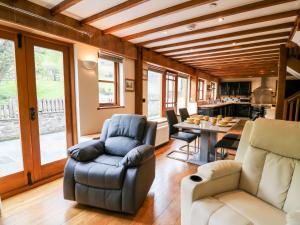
xmin=100 ymin=114 xmax=156 ymax=156
xmin=238 ymin=119 xmax=300 ymax=213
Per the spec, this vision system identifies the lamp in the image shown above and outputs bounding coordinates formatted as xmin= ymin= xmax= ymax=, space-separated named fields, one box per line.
xmin=82 ymin=60 xmax=97 ymax=70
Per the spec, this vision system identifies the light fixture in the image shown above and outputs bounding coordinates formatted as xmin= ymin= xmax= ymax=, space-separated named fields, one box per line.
xmin=82 ymin=60 xmax=97 ymax=70
xmin=163 ymin=30 xmax=168 ymax=35
xmin=232 ymin=42 xmax=236 ymax=46
xmin=209 ymin=2 xmax=217 ymax=8
xmin=218 ymin=17 xmax=224 ymax=22
xmin=185 ymin=24 xmax=197 ymax=31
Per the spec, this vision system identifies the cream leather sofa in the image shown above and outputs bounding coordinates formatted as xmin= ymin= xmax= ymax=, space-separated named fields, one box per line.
xmin=181 ymin=119 xmax=300 ymax=225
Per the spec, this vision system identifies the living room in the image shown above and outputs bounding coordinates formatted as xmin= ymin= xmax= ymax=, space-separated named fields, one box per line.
xmin=0 ymin=0 xmax=300 ymax=225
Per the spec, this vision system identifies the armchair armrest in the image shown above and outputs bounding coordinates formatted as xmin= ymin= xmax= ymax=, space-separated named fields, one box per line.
xmin=67 ymin=140 xmax=104 ymax=162
xmin=181 ymin=160 xmax=242 ymax=225
xmin=119 ymin=144 xmax=154 ymax=167
xmin=286 ymin=211 xmax=300 ymax=225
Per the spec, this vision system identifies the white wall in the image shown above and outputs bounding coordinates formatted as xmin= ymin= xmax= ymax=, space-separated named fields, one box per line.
xmin=75 ymin=43 xmax=135 ymax=136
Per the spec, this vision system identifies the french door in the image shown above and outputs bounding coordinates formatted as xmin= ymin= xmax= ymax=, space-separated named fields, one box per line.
xmin=0 ymin=27 xmax=76 ymax=195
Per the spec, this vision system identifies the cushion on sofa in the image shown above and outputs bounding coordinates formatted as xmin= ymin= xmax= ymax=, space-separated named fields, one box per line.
xmin=105 ymin=136 xmax=140 ymax=156
xmin=74 ymin=161 xmax=125 ymax=189
xmin=215 ymin=190 xmax=286 ymax=225
xmin=107 ymin=114 xmax=146 ymax=141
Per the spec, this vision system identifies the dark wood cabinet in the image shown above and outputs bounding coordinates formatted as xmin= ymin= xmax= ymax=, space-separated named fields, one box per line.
xmin=198 ymin=103 xmax=251 ymax=118
xmin=220 ymin=81 xmax=251 ymax=96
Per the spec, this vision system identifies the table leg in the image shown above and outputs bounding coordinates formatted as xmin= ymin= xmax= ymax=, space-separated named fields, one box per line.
xmin=188 ymin=130 xmax=216 ymax=165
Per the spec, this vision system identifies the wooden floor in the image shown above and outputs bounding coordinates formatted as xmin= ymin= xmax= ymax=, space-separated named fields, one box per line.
xmin=0 ymin=140 xmax=197 ymax=225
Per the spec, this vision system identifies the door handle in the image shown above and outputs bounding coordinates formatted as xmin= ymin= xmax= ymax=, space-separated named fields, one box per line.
xmin=29 ymin=107 xmax=36 ymax=121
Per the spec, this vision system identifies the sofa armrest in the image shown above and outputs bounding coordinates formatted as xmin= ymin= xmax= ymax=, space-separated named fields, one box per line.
xmin=181 ymin=161 xmax=242 ymax=225
xmin=119 ymin=145 xmax=154 ymax=167
xmin=67 ymin=140 xmax=104 ymax=162
xmin=197 ymin=160 xmax=242 ymax=180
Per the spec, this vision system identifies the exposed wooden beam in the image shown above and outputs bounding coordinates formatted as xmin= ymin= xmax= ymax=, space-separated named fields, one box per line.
xmin=152 ymin=23 xmax=294 ymax=51
xmin=50 ymin=0 xmax=81 ymax=15
xmin=212 ymin=73 xmax=278 ymax=78
xmin=123 ymin=0 xmax=297 ymax=41
xmin=198 ymin=62 xmax=278 ymax=68
xmin=104 ymin=0 xmax=216 ymax=34
xmin=135 ymin=10 xmax=297 ymax=45
xmin=163 ymin=32 xmax=290 ymax=55
xmin=185 ymin=51 xmax=279 ymax=63
xmin=189 ymin=56 xmax=279 ymax=66
xmin=135 ymin=46 xmax=143 ymax=114
xmin=201 ymin=67 xmax=278 ymax=73
xmin=180 ymin=47 xmax=280 ymax=62
xmin=172 ymin=39 xmax=287 ymax=59
xmin=81 ymin=0 xmax=149 ymax=24
xmin=275 ymin=44 xmax=287 ymax=119
xmin=289 ymin=13 xmax=300 ymax=41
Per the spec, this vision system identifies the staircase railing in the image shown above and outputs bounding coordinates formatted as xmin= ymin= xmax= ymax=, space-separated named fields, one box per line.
xmin=283 ymin=91 xmax=300 ymax=121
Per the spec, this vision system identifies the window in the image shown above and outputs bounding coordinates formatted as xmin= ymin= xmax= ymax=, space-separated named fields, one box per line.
xmin=198 ymin=79 xmax=205 ymax=100
xmin=177 ymin=76 xmax=188 ymax=112
xmin=147 ymin=70 xmax=162 ymax=119
xmin=165 ymin=71 xmax=177 ymax=111
xmin=98 ymin=56 xmax=124 ymax=107
xmin=211 ymin=82 xmax=217 ymax=100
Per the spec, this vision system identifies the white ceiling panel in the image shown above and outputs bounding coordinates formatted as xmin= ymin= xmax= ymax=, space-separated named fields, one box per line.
xmin=28 ymin=0 xmax=63 ymax=8
xmin=91 ymin=0 xmax=189 ymax=30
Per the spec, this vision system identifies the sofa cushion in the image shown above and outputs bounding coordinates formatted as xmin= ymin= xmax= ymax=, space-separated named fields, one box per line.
xmin=257 ymin=153 xmax=295 ymax=209
xmin=215 ymin=190 xmax=286 ymax=225
xmin=107 ymin=114 xmax=146 ymax=141
xmin=239 ymin=146 xmax=267 ymax=195
xmin=74 ymin=161 xmax=125 ymax=189
xmin=93 ymin=154 xmax=123 ymax=166
xmin=284 ymin=161 xmax=300 ymax=213
xmin=105 ymin=136 xmax=140 ymax=156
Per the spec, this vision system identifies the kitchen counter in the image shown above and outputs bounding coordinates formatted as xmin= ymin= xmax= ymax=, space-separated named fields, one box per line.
xmin=199 ymin=102 xmax=251 ymax=108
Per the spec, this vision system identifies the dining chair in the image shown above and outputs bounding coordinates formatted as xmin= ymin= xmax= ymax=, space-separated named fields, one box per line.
xmin=166 ymin=109 xmax=198 ymax=161
xmin=214 ymin=133 xmax=241 ymax=160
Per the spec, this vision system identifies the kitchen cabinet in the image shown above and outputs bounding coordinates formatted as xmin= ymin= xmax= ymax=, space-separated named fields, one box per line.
xmin=198 ymin=103 xmax=251 ymax=118
xmin=220 ymin=82 xmax=251 ymax=96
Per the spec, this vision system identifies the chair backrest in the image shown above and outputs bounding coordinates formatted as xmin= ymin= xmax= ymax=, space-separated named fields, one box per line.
xmin=237 ymin=119 xmax=300 ymax=213
xmin=166 ymin=109 xmax=179 ymax=136
xmin=179 ymin=108 xmax=190 ymax=122
xmin=100 ymin=114 xmax=157 ymax=156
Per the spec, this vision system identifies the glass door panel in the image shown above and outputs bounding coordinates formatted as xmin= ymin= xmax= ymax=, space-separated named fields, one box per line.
xmin=33 ymin=46 xmax=67 ymax=165
xmin=0 ymin=37 xmax=24 ymax=177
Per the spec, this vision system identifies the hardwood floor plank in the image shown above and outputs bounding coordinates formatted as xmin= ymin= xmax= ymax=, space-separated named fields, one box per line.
xmin=0 ymin=140 xmax=197 ymax=225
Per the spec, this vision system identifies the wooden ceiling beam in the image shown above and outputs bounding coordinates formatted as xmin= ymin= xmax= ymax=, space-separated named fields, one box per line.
xmin=200 ymin=66 xmax=278 ymax=72
xmin=124 ymin=0 xmax=297 ymax=41
xmin=172 ymin=39 xmax=287 ymax=59
xmin=184 ymin=51 xmax=279 ymax=63
xmin=104 ymin=0 xmax=216 ymax=34
xmin=212 ymin=73 xmax=278 ymax=78
xmin=197 ymin=62 xmax=278 ymax=68
xmin=180 ymin=47 xmax=280 ymax=62
xmin=163 ymin=32 xmax=289 ymax=55
xmin=81 ymin=0 xmax=149 ymax=24
xmin=189 ymin=56 xmax=279 ymax=66
xmin=50 ymin=0 xmax=81 ymax=15
xmin=151 ymin=23 xmax=293 ymax=51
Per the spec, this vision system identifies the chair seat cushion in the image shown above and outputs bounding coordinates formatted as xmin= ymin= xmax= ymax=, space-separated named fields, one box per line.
xmin=223 ymin=133 xmax=241 ymax=140
xmin=191 ymin=190 xmax=286 ymax=225
xmin=105 ymin=136 xmax=140 ymax=156
xmin=171 ymin=132 xmax=197 ymax=143
xmin=183 ymin=129 xmax=201 ymax=136
xmin=215 ymin=138 xmax=239 ymax=150
xmin=74 ymin=159 xmax=125 ymax=189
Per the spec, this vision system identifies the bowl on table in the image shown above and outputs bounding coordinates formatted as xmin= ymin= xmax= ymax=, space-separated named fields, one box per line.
xmin=224 ymin=117 xmax=233 ymax=122
xmin=203 ymin=116 xmax=209 ymax=121
xmin=186 ymin=117 xmax=194 ymax=124
xmin=218 ymin=120 xmax=229 ymax=127
xmin=194 ymin=119 xmax=201 ymax=125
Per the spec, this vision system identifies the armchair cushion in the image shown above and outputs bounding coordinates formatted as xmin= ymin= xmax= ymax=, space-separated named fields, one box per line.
xmin=68 ymin=140 xmax=104 ymax=162
xmin=119 ymin=145 xmax=154 ymax=167
xmin=105 ymin=136 xmax=140 ymax=156
xmin=197 ymin=160 xmax=242 ymax=180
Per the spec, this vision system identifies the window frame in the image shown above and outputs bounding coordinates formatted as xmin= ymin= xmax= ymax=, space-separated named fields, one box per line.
xmin=163 ymin=70 xmax=178 ymax=115
xmin=98 ymin=55 xmax=122 ymax=108
xmin=147 ymin=68 xmax=163 ymax=119
xmin=177 ymin=75 xmax=188 ymax=112
xmin=211 ymin=82 xmax=217 ymax=100
xmin=198 ymin=78 xmax=205 ymax=101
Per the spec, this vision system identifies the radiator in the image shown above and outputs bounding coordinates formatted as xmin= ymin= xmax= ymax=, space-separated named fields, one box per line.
xmin=155 ymin=122 xmax=169 ymax=147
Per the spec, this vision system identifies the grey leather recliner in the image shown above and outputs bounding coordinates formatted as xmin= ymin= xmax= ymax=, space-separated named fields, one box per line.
xmin=63 ymin=114 xmax=157 ymax=214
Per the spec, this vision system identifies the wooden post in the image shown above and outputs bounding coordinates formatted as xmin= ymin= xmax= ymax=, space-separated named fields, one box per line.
xmin=135 ymin=46 xmax=143 ymax=114
xmin=275 ymin=44 xmax=287 ymax=119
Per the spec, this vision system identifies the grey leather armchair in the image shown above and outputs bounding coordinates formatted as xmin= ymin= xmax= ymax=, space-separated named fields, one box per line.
xmin=63 ymin=114 xmax=157 ymax=214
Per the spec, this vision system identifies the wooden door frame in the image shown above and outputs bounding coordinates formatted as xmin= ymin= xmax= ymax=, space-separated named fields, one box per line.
xmin=0 ymin=24 xmax=77 ymax=196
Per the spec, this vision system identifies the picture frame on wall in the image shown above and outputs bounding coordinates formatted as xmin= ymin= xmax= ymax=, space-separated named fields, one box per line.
xmin=125 ymin=79 xmax=135 ymax=92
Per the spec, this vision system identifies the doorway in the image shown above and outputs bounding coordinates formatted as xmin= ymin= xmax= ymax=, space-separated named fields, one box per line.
xmin=0 ymin=27 xmax=76 ymax=195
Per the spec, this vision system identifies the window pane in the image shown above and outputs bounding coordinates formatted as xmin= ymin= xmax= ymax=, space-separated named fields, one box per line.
xmin=167 ymin=79 xmax=174 ymax=103
xmin=0 ymin=38 xmax=24 ymax=176
xmin=177 ymin=77 xmax=187 ymax=111
xmin=98 ymin=58 xmax=114 ymax=81
xmin=99 ymin=82 xmax=115 ymax=104
xmin=148 ymin=70 xmax=162 ymax=119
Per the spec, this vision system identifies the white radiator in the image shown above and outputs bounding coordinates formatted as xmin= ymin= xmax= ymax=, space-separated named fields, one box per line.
xmin=155 ymin=122 xmax=169 ymax=147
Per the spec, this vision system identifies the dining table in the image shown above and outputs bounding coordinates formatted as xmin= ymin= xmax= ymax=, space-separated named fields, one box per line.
xmin=174 ymin=119 xmax=245 ymax=165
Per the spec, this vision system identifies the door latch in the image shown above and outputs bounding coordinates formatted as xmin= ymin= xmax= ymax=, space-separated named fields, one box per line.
xmin=29 ymin=107 xmax=36 ymax=121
